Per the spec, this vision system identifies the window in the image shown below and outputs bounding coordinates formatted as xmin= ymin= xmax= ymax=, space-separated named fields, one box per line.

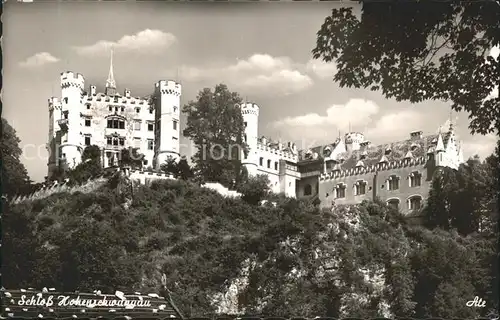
xmin=107 ymin=118 xmax=125 ymax=129
xmin=134 ymin=138 xmax=141 ymax=148
xmin=304 ymin=184 xmax=312 ymax=196
xmin=173 ymin=137 xmax=178 ymax=141
xmin=410 ymin=172 xmax=422 ymax=187
xmin=336 ymin=184 xmax=346 ymax=198
xmin=85 ymin=119 xmax=91 ymax=127
xmin=388 ymin=175 xmax=400 ymax=191
xmin=355 ymin=181 xmax=367 ymax=195
xmin=274 ymin=162 xmax=278 ymax=170
xmin=244 ymin=122 xmax=247 ymax=127
xmin=149 ymin=108 xmax=153 ymax=114
xmin=147 ymin=139 xmax=154 ymax=150
xmin=143 ymin=160 xmax=148 ymax=166
xmin=134 ymin=121 xmax=141 ymax=131
xmin=109 ymin=106 xmax=112 ymax=111
xmin=63 ymin=97 xmax=68 ymax=104
xmin=387 ymin=198 xmax=400 ymax=210
xmin=121 ymin=107 xmax=125 ymax=112
xmin=86 ymin=104 xmax=91 ymax=110
xmin=136 ymin=108 xmax=140 ymax=113
xmin=409 ymin=196 xmax=422 ymax=210
xmin=63 ymin=112 xmax=68 ymax=120
xmin=84 ymin=136 xmax=91 ymax=146
xmin=148 ymin=123 xmax=154 ymax=131
xmin=173 ymin=120 xmax=178 ymax=130
xmin=259 ymin=157 xmax=263 ymax=166
xmin=106 ymin=136 xmax=125 ymax=146
xmin=115 ymin=107 xmax=118 ymax=112
xmin=267 ymin=159 xmax=271 ymax=168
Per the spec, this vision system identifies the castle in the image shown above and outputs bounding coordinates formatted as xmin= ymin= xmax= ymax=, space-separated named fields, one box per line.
xmin=47 ymin=52 xmax=465 ymax=213
xmin=47 ymin=49 xmax=181 ymax=178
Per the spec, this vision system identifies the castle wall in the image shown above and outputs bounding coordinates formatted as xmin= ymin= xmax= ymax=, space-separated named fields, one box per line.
xmin=374 ymin=163 xmax=431 ymax=214
xmin=319 ymin=171 xmax=376 ymax=208
xmin=81 ymin=93 xmax=155 ymax=167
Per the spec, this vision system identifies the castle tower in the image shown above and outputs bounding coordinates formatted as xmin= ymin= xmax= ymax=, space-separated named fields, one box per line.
xmin=59 ymin=71 xmax=85 ymax=169
xmin=105 ymin=48 xmax=116 ymax=96
xmin=434 ymin=132 xmax=446 ymax=167
xmin=153 ymin=80 xmax=182 ymax=170
xmin=344 ymin=132 xmax=365 ymax=153
xmin=240 ymin=102 xmax=259 ymax=176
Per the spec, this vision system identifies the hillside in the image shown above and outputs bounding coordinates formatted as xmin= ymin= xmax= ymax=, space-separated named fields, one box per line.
xmin=2 ymin=174 xmax=497 ymax=319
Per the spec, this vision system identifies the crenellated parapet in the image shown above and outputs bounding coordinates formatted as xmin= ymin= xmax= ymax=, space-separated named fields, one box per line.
xmin=319 ymin=156 xmax=426 ymax=180
xmin=60 ymin=71 xmax=84 ymax=89
xmin=48 ymin=97 xmax=62 ymax=111
xmin=155 ymin=80 xmax=182 ymax=97
xmin=240 ymin=102 xmax=259 ymax=116
xmin=83 ymin=92 xmax=151 ymax=105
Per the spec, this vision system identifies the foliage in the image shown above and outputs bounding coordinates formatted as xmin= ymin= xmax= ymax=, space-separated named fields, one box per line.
xmin=423 ymin=155 xmax=498 ymax=235
xmin=119 ymin=147 xmax=145 ymax=169
xmin=161 ymin=157 xmax=180 ymax=176
xmin=1 ymin=118 xmax=31 ymax=197
xmin=182 ymin=84 xmax=247 ymax=188
xmin=65 ymin=145 xmax=103 ymax=186
xmin=4 ymin=152 xmax=497 ymax=318
xmin=312 ymin=2 xmax=500 ymax=134
xmin=177 ymin=157 xmax=194 ymax=180
xmin=236 ymin=174 xmax=271 ymax=205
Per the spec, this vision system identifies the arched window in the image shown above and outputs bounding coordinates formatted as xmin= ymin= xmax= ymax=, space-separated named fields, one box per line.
xmin=387 ymin=198 xmax=400 ymax=210
xmin=259 ymin=157 xmax=263 ymax=166
xmin=354 ymin=180 xmax=367 ymax=195
xmin=408 ymin=195 xmax=423 ymax=210
xmin=335 ymin=183 xmax=346 ymax=198
xmin=274 ymin=162 xmax=279 ymax=170
xmin=267 ymin=159 xmax=271 ymax=168
xmin=409 ymin=171 xmax=422 ymax=187
xmin=388 ymin=175 xmax=400 ymax=191
xmin=304 ymin=184 xmax=312 ymax=196
xmin=107 ymin=116 xmax=126 ymax=129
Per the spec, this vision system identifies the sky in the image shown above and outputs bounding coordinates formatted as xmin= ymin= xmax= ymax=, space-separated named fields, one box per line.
xmin=3 ymin=1 xmax=498 ymax=182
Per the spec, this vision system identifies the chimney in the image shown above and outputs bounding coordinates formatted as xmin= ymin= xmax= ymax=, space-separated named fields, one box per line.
xmin=410 ymin=130 xmax=423 ymax=140
xmin=124 ymin=89 xmax=131 ymax=98
xmin=90 ymin=85 xmax=97 ymax=96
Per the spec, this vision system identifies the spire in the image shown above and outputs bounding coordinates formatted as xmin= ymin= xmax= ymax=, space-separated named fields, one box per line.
xmin=105 ymin=46 xmax=116 ymax=96
xmin=435 ymin=133 xmax=445 ymax=152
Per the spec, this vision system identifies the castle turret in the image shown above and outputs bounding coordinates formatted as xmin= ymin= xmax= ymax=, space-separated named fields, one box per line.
xmin=153 ymin=80 xmax=182 ymax=170
xmin=434 ymin=132 xmax=446 ymax=166
xmin=59 ymin=71 xmax=85 ymax=170
xmin=344 ymin=132 xmax=365 ymax=153
xmin=240 ymin=102 xmax=259 ymax=176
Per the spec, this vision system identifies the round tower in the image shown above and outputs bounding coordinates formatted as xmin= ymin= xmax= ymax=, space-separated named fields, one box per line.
xmin=344 ymin=132 xmax=365 ymax=153
xmin=154 ymin=80 xmax=182 ymax=170
xmin=59 ymin=71 xmax=85 ymax=170
xmin=240 ymin=102 xmax=259 ymax=176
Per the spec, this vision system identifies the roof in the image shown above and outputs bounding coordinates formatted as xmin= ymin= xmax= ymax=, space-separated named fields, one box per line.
xmin=1 ymin=289 xmax=181 ymax=319
xmin=298 ymin=134 xmax=440 ymax=171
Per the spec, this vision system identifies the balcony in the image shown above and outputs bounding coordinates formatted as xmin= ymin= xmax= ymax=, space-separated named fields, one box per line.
xmin=57 ymin=119 xmax=69 ymax=131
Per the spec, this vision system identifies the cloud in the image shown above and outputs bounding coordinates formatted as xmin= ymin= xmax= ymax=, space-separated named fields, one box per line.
xmin=461 ymin=134 xmax=497 ymax=160
xmin=273 ymin=99 xmax=380 ymax=130
xmin=305 ymin=59 xmax=337 ymax=79
xmin=364 ymin=110 xmax=425 ymax=141
xmin=73 ymin=29 xmax=176 ymax=56
xmin=178 ymin=54 xmax=313 ymax=96
xmin=19 ymin=52 xmax=60 ymax=68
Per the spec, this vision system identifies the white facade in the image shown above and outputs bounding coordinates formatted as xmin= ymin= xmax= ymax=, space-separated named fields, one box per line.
xmin=240 ymin=102 xmax=300 ymax=198
xmin=47 ymin=54 xmax=181 ymax=179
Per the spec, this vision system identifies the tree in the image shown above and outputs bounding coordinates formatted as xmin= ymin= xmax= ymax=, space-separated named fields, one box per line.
xmin=312 ymin=2 xmax=500 ymax=134
xmin=177 ymin=156 xmax=194 ymax=180
xmin=182 ymin=84 xmax=247 ymax=188
xmin=160 ymin=156 xmax=179 ymax=177
xmin=237 ymin=174 xmax=271 ymax=205
xmin=119 ymin=147 xmax=144 ymax=169
xmin=67 ymin=145 xmax=103 ymax=185
xmin=1 ymin=118 xmax=31 ymax=197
